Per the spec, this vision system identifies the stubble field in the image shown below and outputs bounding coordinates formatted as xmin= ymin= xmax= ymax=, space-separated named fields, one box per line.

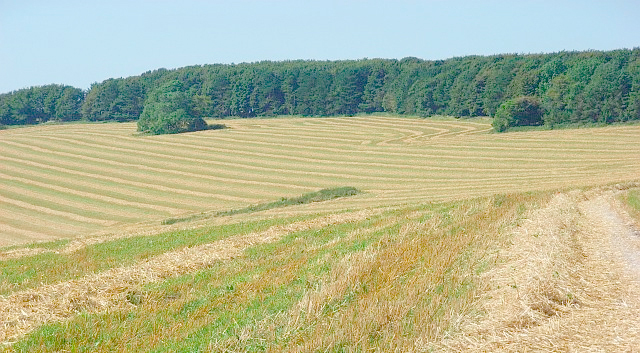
xmin=1 ymin=116 xmax=640 ymax=247
xmin=2 ymin=116 xmax=640 ymax=351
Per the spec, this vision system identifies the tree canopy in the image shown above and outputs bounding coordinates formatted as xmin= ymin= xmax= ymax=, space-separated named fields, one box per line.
xmin=492 ymin=96 xmax=544 ymax=132
xmin=137 ymin=80 xmax=208 ymax=135
xmin=2 ymin=49 xmax=640 ymax=132
xmin=0 ymin=84 xmax=83 ymax=125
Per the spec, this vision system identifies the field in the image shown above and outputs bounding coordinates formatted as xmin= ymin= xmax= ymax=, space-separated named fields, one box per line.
xmin=1 ymin=116 xmax=640 ymax=246
xmin=1 ymin=116 xmax=640 ymax=351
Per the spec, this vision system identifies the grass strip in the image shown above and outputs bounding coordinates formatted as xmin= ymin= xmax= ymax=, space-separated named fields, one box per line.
xmin=0 ymin=215 xmax=313 ymax=296
xmin=624 ymin=189 xmax=640 ymax=222
xmin=8 ymin=192 xmax=549 ymax=352
xmin=161 ymin=187 xmax=362 ymax=225
xmin=626 ymin=189 xmax=640 ymax=211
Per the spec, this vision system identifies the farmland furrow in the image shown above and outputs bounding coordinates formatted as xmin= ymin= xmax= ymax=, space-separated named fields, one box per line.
xmin=35 ymin=138 xmax=584 ymax=177
xmin=0 ymin=223 xmax=55 ymax=245
xmin=0 ymin=172 xmax=180 ymax=215
xmin=2 ymin=118 xmax=639 ymax=247
xmin=0 ymin=182 xmax=140 ymax=222
xmin=0 ymin=164 xmax=194 ymax=213
xmin=0 ymin=194 xmax=115 ymax=226
xmin=308 ymin=118 xmax=462 ymax=144
xmin=157 ymin=135 xmax=629 ymax=164
xmin=36 ymin=133 xmax=563 ymax=172
xmin=5 ymin=134 xmax=563 ymax=183
xmin=1 ymin=138 xmax=313 ymax=193
xmin=0 ymin=154 xmax=257 ymax=203
xmin=0 ymin=210 xmax=82 ymax=240
xmin=71 ymin=130 xmax=625 ymax=171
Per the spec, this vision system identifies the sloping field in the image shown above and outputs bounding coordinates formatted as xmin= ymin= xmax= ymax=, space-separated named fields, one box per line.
xmin=1 ymin=116 xmax=640 ymax=246
xmin=0 ymin=190 xmax=548 ymax=350
xmin=2 ymin=186 xmax=639 ymax=351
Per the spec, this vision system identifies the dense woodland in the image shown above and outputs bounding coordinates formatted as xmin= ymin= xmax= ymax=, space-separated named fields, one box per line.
xmin=1 ymin=48 xmax=639 ymax=131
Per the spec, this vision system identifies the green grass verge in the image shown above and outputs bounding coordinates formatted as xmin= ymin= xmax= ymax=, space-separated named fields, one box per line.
xmin=161 ymin=187 xmax=362 ymax=225
xmin=6 ymin=192 xmax=549 ymax=352
xmin=624 ymin=189 xmax=640 ymax=223
xmin=0 ymin=215 xmax=315 ymax=296
xmin=626 ymin=189 xmax=640 ymax=211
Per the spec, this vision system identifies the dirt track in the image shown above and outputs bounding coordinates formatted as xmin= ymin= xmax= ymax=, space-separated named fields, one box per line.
xmin=582 ymin=193 xmax=640 ymax=281
xmin=442 ymin=187 xmax=640 ymax=351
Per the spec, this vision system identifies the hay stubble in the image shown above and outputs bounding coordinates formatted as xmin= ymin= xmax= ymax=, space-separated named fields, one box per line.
xmin=1 ymin=116 xmax=639 ymax=247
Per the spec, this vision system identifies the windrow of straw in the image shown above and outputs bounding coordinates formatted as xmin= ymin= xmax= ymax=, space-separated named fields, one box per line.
xmin=0 ymin=210 xmax=375 ymax=343
xmin=3 ymin=118 xmax=640 ymax=246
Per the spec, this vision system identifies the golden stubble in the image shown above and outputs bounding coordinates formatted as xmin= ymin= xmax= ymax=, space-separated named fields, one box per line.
xmin=439 ymin=185 xmax=640 ymax=352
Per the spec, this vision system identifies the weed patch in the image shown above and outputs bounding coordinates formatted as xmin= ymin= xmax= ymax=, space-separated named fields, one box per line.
xmin=161 ymin=187 xmax=361 ymax=225
xmin=624 ymin=189 xmax=640 ymax=222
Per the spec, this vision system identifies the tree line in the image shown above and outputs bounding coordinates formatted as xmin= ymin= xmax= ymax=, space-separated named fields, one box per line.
xmin=2 ymin=48 xmax=639 ymax=131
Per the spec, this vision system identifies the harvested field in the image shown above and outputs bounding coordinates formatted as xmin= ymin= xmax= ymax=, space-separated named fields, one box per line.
xmin=1 ymin=158 xmax=639 ymax=350
xmin=1 ymin=190 xmax=543 ymax=350
xmin=436 ymin=185 xmax=640 ymax=351
xmin=1 ymin=116 xmax=640 ymax=246
xmin=0 ymin=210 xmax=376 ymax=343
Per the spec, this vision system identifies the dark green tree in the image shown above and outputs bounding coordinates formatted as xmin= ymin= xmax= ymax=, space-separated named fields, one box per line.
xmin=0 ymin=85 xmax=83 ymax=125
xmin=492 ymin=96 xmax=544 ymax=132
xmin=4 ymin=49 xmax=640 ymax=129
xmin=137 ymin=80 xmax=208 ymax=135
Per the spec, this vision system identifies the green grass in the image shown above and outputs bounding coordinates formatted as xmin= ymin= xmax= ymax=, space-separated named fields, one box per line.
xmin=624 ymin=189 xmax=640 ymax=222
xmin=217 ymin=186 xmax=362 ymax=216
xmin=4 ymin=192 xmax=548 ymax=352
xmin=161 ymin=187 xmax=362 ymax=225
xmin=0 ymin=214 xmax=315 ymax=296
xmin=626 ymin=189 xmax=640 ymax=211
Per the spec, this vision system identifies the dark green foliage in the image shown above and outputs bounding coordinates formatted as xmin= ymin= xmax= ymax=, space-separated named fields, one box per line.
xmin=137 ymin=80 xmax=209 ymax=135
xmin=3 ymin=49 xmax=640 ymax=129
xmin=0 ymin=84 xmax=83 ymax=125
xmin=492 ymin=96 xmax=544 ymax=132
xmin=81 ymin=78 xmax=145 ymax=122
xmin=218 ymin=186 xmax=361 ymax=216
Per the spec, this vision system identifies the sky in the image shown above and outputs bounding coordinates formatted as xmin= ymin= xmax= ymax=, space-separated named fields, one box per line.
xmin=1 ymin=0 xmax=639 ymax=93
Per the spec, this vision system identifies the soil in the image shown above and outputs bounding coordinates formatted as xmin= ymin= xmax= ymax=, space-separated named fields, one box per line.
xmin=582 ymin=193 xmax=640 ymax=280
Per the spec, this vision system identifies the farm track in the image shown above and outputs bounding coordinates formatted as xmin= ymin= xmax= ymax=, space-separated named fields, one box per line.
xmin=1 ymin=117 xmax=640 ymax=246
xmin=440 ymin=186 xmax=640 ymax=351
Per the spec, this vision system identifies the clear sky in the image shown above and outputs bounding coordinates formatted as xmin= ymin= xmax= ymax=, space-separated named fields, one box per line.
xmin=1 ymin=0 xmax=639 ymax=93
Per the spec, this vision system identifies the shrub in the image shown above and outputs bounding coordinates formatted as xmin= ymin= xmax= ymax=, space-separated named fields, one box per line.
xmin=137 ymin=80 xmax=209 ymax=135
xmin=492 ymin=96 xmax=544 ymax=132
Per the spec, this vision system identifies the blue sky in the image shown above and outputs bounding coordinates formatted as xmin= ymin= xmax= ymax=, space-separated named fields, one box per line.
xmin=1 ymin=0 xmax=639 ymax=93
